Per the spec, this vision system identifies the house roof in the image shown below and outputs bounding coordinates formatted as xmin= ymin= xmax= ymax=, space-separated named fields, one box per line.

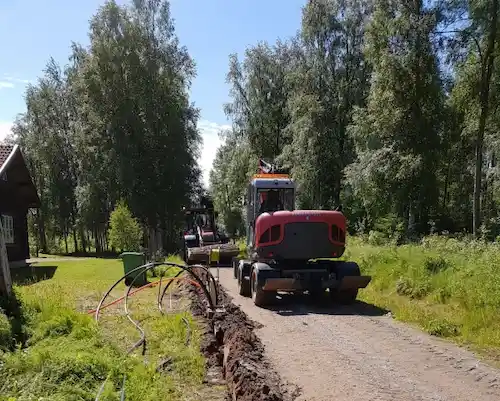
xmin=0 ymin=144 xmax=41 ymax=208
xmin=0 ymin=145 xmax=14 ymax=172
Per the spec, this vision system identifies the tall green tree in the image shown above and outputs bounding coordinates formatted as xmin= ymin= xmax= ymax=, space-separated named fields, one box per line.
xmin=10 ymin=0 xmax=203 ymax=254
xmin=347 ymin=0 xmax=445 ymax=235
xmin=224 ymin=40 xmax=296 ymax=160
xmin=281 ymin=0 xmax=373 ymax=209
xmin=443 ymin=0 xmax=500 ymax=237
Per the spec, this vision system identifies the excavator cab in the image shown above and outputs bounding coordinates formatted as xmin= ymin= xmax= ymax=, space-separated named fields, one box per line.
xmin=258 ymin=188 xmax=293 ymax=214
xmin=246 ymin=170 xmax=295 ymax=250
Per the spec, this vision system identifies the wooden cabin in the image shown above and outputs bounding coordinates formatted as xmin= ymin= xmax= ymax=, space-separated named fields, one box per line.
xmin=0 ymin=144 xmax=40 ymax=267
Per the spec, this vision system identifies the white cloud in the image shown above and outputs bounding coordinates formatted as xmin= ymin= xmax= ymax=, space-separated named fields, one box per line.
xmin=7 ymin=77 xmax=31 ymax=84
xmin=0 ymin=121 xmax=13 ymax=142
xmin=0 ymin=74 xmax=31 ymax=90
xmin=0 ymin=81 xmax=15 ymax=89
xmin=197 ymin=119 xmax=231 ymax=188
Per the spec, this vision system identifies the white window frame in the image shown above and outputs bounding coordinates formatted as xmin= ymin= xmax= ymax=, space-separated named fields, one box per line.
xmin=1 ymin=215 xmax=14 ymax=244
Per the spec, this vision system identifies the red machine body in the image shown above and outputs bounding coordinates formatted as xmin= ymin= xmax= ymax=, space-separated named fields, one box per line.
xmin=254 ymin=210 xmax=347 ymax=260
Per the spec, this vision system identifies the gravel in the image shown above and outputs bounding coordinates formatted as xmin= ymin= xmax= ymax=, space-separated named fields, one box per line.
xmin=213 ymin=266 xmax=500 ymax=401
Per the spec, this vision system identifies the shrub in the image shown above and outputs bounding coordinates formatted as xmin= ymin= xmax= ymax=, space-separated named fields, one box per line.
xmin=396 ymin=276 xmax=431 ymax=299
xmin=108 ymin=200 xmax=143 ymax=252
xmin=423 ymin=255 xmax=450 ymax=274
xmin=0 ymin=309 xmax=12 ymax=351
xmin=368 ymin=230 xmax=388 ymax=246
xmin=424 ymin=319 xmax=460 ymax=337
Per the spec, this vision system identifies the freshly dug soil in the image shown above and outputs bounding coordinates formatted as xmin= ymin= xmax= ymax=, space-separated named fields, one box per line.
xmin=185 ymin=268 xmax=293 ymax=401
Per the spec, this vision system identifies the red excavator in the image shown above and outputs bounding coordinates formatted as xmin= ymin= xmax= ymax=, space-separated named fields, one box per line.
xmin=233 ymin=159 xmax=371 ymax=307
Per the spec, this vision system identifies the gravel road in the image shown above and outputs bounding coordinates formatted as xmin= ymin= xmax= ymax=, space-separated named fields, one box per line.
xmin=212 ymin=266 xmax=500 ymax=401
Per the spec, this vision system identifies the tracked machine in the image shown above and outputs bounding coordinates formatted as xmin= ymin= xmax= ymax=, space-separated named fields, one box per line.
xmin=233 ymin=159 xmax=371 ymax=307
xmin=182 ymin=195 xmax=237 ymax=265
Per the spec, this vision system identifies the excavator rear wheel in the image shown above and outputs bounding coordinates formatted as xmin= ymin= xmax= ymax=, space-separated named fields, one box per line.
xmin=330 ymin=289 xmax=358 ymax=304
xmin=329 ymin=262 xmax=361 ymax=304
xmin=232 ymin=257 xmax=239 ymax=279
xmin=309 ymin=288 xmax=325 ymax=302
xmin=237 ymin=269 xmax=250 ymax=296
xmin=251 ymin=269 xmax=274 ymax=307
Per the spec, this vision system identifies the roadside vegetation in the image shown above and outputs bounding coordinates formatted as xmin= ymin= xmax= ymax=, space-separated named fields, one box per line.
xmin=238 ymin=233 xmax=500 ymax=361
xmin=0 ymin=258 xmax=222 ymax=401
xmin=344 ymin=235 xmax=500 ymax=362
xmin=6 ymin=0 xmax=202 ymax=258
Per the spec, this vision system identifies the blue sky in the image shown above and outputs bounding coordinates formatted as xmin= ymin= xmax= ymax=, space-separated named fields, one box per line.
xmin=0 ymin=0 xmax=306 ymax=185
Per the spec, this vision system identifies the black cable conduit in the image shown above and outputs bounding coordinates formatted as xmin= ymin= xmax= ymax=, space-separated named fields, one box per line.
xmin=94 ymin=260 xmax=220 ymax=400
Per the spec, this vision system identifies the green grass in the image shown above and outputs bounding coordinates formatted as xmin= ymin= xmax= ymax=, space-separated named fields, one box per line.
xmin=344 ymin=235 xmax=500 ymax=363
xmin=0 ymin=256 xmax=222 ymax=401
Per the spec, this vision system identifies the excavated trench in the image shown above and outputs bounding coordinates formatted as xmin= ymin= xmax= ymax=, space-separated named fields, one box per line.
xmin=184 ymin=274 xmax=296 ymax=401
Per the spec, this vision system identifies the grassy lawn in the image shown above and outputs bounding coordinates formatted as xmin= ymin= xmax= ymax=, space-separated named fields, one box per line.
xmin=343 ymin=236 xmax=500 ymax=364
xmin=0 ymin=257 xmax=224 ymax=401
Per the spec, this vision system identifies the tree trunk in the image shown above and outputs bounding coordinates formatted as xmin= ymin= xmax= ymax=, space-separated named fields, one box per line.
xmin=473 ymin=0 xmax=498 ymax=237
xmin=36 ymin=211 xmax=48 ymax=254
xmin=72 ymin=227 xmax=78 ymax=253
xmin=442 ymin=160 xmax=451 ymax=210
xmin=94 ymin=226 xmax=101 ymax=253
xmin=80 ymin=227 xmax=87 ymax=254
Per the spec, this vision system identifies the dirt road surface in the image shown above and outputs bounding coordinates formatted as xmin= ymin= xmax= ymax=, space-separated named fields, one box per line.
xmin=212 ymin=266 xmax=500 ymax=401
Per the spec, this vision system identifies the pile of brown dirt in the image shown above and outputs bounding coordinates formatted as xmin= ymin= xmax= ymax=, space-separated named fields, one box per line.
xmin=184 ymin=270 xmax=294 ymax=401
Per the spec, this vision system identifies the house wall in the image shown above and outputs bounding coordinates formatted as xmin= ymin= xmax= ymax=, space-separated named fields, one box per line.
xmin=0 ymin=211 xmax=29 ymax=262
xmin=0 ymin=183 xmax=30 ymax=262
xmin=10 ymin=213 xmax=28 ymax=261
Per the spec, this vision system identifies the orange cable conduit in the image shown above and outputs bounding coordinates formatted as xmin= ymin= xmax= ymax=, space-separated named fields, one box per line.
xmin=87 ymin=276 xmax=203 ymax=315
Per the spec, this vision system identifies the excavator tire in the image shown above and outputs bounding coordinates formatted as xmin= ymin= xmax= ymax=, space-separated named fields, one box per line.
xmin=232 ymin=257 xmax=239 ymax=279
xmin=237 ymin=269 xmax=250 ymax=296
xmin=329 ymin=262 xmax=361 ymax=305
xmin=250 ymin=268 xmax=274 ymax=307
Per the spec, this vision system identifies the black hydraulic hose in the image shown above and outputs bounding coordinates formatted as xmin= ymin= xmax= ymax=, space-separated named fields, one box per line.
xmin=94 ymin=262 xmax=157 ymax=322
xmin=94 ymin=261 xmax=217 ymax=400
xmin=193 ymin=264 xmax=220 ymax=306
xmin=158 ymin=269 xmax=184 ymax=314
xmin=159 ymin=264 xmax=219 ymax=312
xmin=95 ymin=261 xmax=217 ymax=322
xmin=119 ymin=375 xmax=126 ymax=401
xmin=126 ymin=262 xmax=217 ymax=355
xmin=94 ymin=378 xmax=107 ymax=401
xmin=154 ymin=262 xmax=218 ymax=310
xmin=124 ymin=262 xmax=162 ymax=355
xmin=156 ymin=273 xmax=164 ymax=312
xmin=96 ymin=262 xmax=162 ymax=356
xmin=182 ymin=316 xmax=191 ymax=346
xmin=95 ymin=374 xmax=126 ymax=401
xmin=96 ymin=261 xmax=217 ymax=356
